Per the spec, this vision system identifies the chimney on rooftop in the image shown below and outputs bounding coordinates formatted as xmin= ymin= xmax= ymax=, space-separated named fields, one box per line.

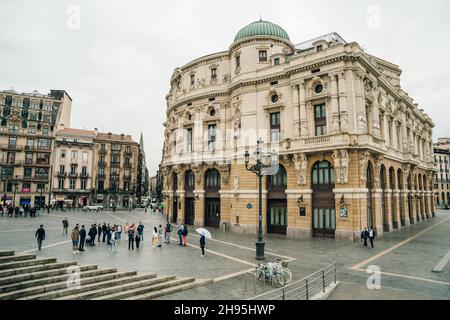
xmin=121 ymin=134 xmax=125 ymax=140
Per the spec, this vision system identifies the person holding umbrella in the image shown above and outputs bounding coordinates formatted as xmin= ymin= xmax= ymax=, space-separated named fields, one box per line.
xmin=196 ymin=228 xmax=212 ymax=257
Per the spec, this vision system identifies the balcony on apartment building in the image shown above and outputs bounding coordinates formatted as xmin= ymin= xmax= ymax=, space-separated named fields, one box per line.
xmin=98 ymin=161 xmax=107 ymax=167
xmin=57 ymin=172 xmax=67 ymax=178
xmin=0 ymin=160 xmax=23 ymax=167
xmin=99 ymin=148 xmax=107 ymax=155
xmin=1 ymin=144 xmax=24 ymax=152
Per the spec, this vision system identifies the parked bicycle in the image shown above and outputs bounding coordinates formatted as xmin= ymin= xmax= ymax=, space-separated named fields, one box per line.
xmin=255 ymin=260 xmax=292 ymax=287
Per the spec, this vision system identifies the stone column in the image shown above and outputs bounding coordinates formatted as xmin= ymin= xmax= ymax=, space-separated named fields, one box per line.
xmin=193 ymin=190 xmax=205 ymax=227
xmin=372 ymin=92 xmax=381 ymax=138
xmin=338 ymin=71 xmax=349 ymax=133
xmin=299 ymin=80 xmax=308 ymax=137
xmin=178 ymin=191 xmax=185 ymax=224
xmin=292 ymin=83 xmax=300 ymax=137
xmin=385 ymin=188 xmax=393 ymax=232
xmin=354 ymin=70 xmax=367 ymax=134
xmin=391 ymin=119 xmax=398 ymax=150
xmin=330 ymin=72 xmax=340 ymax=134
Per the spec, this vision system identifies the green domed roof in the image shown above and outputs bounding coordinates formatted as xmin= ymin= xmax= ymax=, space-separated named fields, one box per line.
xmin=234 ymin=20 xmax=290 ymax=42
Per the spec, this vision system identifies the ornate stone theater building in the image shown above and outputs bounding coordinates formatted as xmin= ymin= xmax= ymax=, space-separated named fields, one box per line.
xmin=160 ymin=20 xmax=436 ymax=241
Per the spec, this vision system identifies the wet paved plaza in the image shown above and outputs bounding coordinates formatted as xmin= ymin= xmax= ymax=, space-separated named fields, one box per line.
xmin=0 ymin=208 xmax=449 ymax=300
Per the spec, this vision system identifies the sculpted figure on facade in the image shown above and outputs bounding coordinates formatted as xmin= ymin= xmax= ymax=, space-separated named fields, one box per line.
xmin=360 ymin=151 xmax=370 ymax=184
xmin=293 ymin=153 xmax=307 ymax=185
xmin=192 ymin=163 xmax=202 ymax=185
xmin=332 ymin=150 xmax=349 ymax=184
xmin=219 ymin=163 xmax=231 ymax=184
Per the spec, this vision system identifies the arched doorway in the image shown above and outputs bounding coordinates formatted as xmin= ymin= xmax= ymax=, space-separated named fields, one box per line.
xmin=366 ymin=161 xmax=375 ymax=228
xmin=312 ymin=161 xmax=336 ymax=238
xmin=204 ymin=169 xmax=220 ymax=228
xmin=380 ymin=166 xmax=387 ymax=231
xmin=267 ymin=165 xmax=287 ymax=235
xmin=184 ymin=170 xmax=195 ymax=225
xmin=389 ymin=167 xmax=396 ymax=228
xmin=172 ymin=173 xmax=178 ymax=223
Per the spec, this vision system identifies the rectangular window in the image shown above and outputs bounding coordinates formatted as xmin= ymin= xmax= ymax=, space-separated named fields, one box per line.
xmin=235 ymin=55 xmax=240 ymax=68
xmin=22 ymin=182 xmax=31 ymax=193
xmin=81 ymin=179 xmax=87 ymax=190
xmin=211 ymin=68 xmax=217 ymax=80
xmin=59 ymin=165 xmax=65 ymax=174
xmin=71 ymin=150 xmax=77 ymax=160
xmin=25 ymin=153 xmax=33 ymax=164
xmin=125 ymin=146 xmax=131 ymax=154
xmin=36 ymin=153 xmax=50 ymax=165
xmin=42 ymin=127 xmax=49 ymax=135
xmin=259 ymin=50 xmax=267 ymax=62
xmin=124 ymin=181 xmax=130 ymax=192
xmin=58 ymin=179 xmax=65 ymax=189
xmin=8 ymin=136 xmax=17 ymax=148
xmin=82 ymin=166 xmax=87 ymax=175
xmin=70 ymin=164 xmax=77 ymax=175
xmin=28 ymin=126 xmax=36 ymax=134
xmin=8 ymin=123 xmax=19 ymax=133
xmin=314 ymin=104 xmax=327 ymax=136
xmin=270 ymin=112 xmax=280 ymax=142
xmin=112 ymin=144 xmax=120 ymax=151
xmin=24 ymin=167 xmax=32 ymax=178
xmin=274 ymin=58 xmax=280 ymax=65
xmin=26 ymin=138 xmax=34 ymax=149
xmin=317 ymin=45 xmax=323 ymax=52
xmin=70 ymin=179 xmax=76 ymax=190
xmin=38 ymin=138 xmax=51 ymax=149
xmin=98 ymin=180 xmax=104 ymax=192
xmin=208 ymin=124 xmax=216 ymax=151
xmin=190 ymin=74 xmax=195 ymax=85
xmin=186 ymin=128 xmax=193 ymax=152
xmin=29 ymin=113 xmax=37 ymax=121
xmin=99 ymin=168 xmax=105 ymax=176
xmin=60 ymin=150 xmax=66 ymax=159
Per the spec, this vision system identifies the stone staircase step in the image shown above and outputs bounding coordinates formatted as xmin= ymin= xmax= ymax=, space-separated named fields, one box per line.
xmin=0 ymin=261 xmax=78 ymax=278
xmin=0 ymin=265 xmax=97 ymax=286
xmin=0 ymin=251 xmax=15 ymax=257
xmin=20 ymin=272 xmax=156 ymax=300
xmin=127 ymin=279 xmax=212 ymax=300
xmin=0 ymin=258 xmax=57 ymax=271
xmin=0 ymin=267 xmax=117 ymax=293
xmin=93 ymin=276 xmax=192 ymax=300
xmin=0 ymin=254 xmax=37 ymax=264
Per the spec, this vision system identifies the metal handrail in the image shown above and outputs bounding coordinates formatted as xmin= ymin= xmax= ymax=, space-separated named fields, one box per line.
xmin=248 ymin=262 xmax=337 ymax=301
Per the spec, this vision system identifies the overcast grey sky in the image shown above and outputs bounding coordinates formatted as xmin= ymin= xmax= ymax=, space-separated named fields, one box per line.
xmin=1 ymin=0 xmax=449 ymax=174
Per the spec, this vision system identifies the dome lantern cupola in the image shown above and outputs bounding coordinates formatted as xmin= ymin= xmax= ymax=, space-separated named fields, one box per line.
xmin=234 ymin=19 xmax=291 ymax=43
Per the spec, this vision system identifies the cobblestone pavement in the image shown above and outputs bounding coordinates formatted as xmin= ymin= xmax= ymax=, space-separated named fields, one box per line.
xmin=0 ymin=208 xmax=449 ymax=300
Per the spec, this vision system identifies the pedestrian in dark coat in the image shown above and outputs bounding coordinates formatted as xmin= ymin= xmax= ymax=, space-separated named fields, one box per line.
xmin=97 ymin=224 xmax=102 ymax=242
xmin=106 ymin=224 xmax=112 ymax=245
xmin=200 ymin=235 xmax=206 ymax=256
xmin=102 ymin=223 xmax=107 ymax=242
xmin=361 ymin=227 xmax=369 ymax=247
xmin=79 ymin=225 xmax=86 ymax=251
xmin=128 ymin=228 xmax=135 ymax=250
xmin=88 ymin=224 xmax=97 ymax=246
xmin=35 ymin=225 xmax=46 ymax=251
xmin=368 ymin=227 xmax=376 ymax=248
xmin=62 ymin=218 xmax=69 ymax=235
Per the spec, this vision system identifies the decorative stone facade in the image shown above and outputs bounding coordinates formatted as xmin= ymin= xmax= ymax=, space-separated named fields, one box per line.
xmin=160 ymin=20 xmax=436 ymax=241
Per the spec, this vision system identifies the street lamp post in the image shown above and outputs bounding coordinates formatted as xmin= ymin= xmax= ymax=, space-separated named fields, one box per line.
xmin=12 ymin=176 xmax=19 ymax=207
xmin=244 ymin=139 xmax=275 ymax=261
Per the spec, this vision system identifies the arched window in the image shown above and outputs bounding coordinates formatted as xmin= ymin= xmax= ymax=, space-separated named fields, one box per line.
xmin=267 ymin=165 xmax=287 ymax=190
xmin=312 ymin=161 xmax=335 ymax=187
xmin=205 ymin=169 xmax=220 ymax=189
xmin=185 ymin=170 xmax=195 ymax=191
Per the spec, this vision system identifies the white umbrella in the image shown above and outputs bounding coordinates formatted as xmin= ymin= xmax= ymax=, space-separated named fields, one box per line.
xmin=196 ymin=228 xmax=212 ymax=239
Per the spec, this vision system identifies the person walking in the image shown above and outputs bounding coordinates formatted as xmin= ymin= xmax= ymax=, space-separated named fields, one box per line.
xmin=97 ymin=223 xmax=102 ymax=242
xmin=164 ymin=222 xmax=172 ymax=243
xmin=71 ymin=226 xmax=79 ymax=253
xmin=106 ymin=224 xmax=112 ymax=245
xmin=102 ymin=223 xmax=107 ymax=242
xmin=135 ymin=232 xmax=141 ymax=249
xmin=62 ymin=218 xmax=69 ymax=235
xmin=152 ymin=227 xmax=158 ymax=248
xmin=368 ymin=227 xmax=376 ymax=249
xmin=361 ymin=227 xmax=369 ymax=248
xmin=137 ymin=222 xmax=144 ymax=241
xmin=128 ymin=227 xmax=135 ymax=250
xmin=177 ymin=223 xmax=184 ymax=246
xmin=79 ymin=225 xmax=87 ymax=252
xmin=157 ymin=225 xmax=163 ymax=247
xmin=89 ymin=224 xmax=97 ymax=246
xmin=110 ymin=228 xmax=118 ymax=253
xmin=199 ymin=234 xmax=206 ymax=257
xmin=181 ymin=224 xmax=188 ymax=247
xmin=35 ymin=225 xmax=46 ymax=251
xmin=117 ymin=224 xmax=122 ymax=241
